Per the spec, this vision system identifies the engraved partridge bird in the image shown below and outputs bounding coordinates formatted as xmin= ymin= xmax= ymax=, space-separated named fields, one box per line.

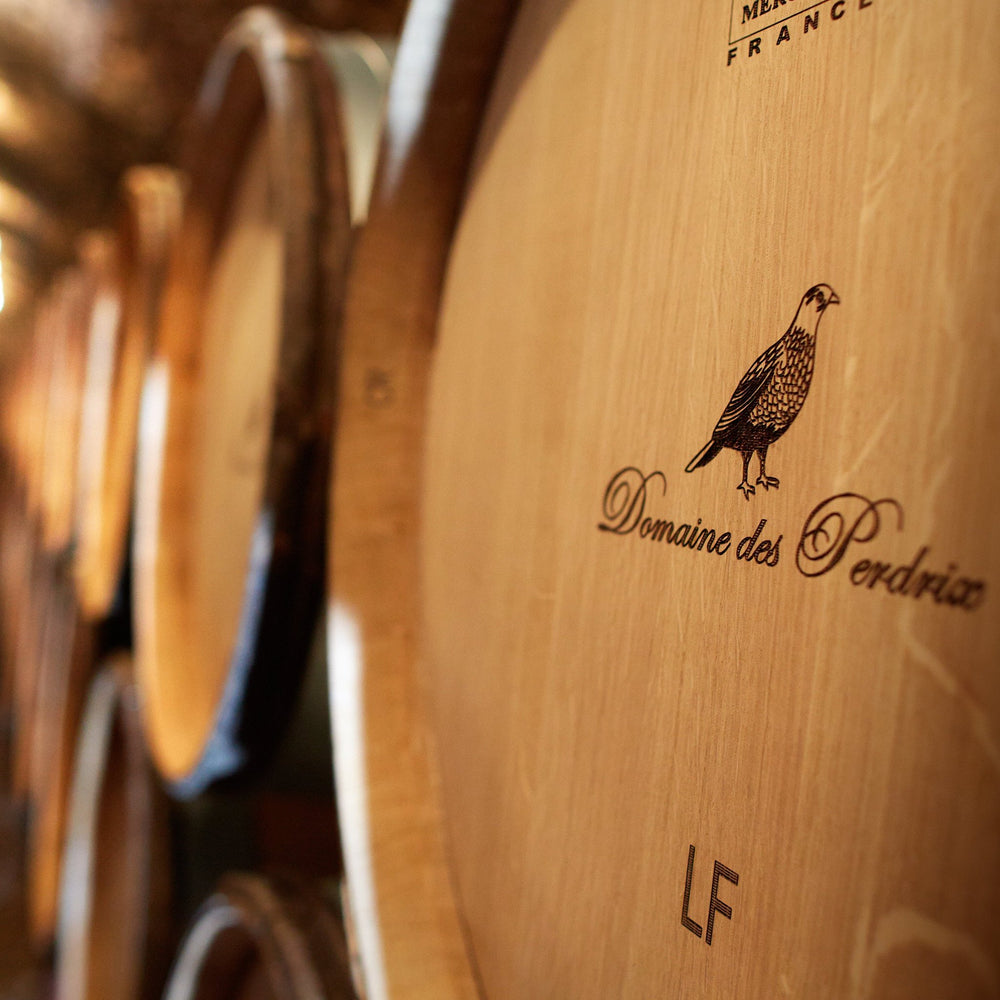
xmin=685 ymin=284 xmax=840 ymax=499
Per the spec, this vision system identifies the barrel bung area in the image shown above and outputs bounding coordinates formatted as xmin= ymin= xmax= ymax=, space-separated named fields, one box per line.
xmin=0 ymin=1 xmax=997 ymax=998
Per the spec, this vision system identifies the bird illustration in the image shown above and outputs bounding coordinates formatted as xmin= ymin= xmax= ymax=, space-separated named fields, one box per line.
xmin=685 ymin=283 xmax=840 ymax=499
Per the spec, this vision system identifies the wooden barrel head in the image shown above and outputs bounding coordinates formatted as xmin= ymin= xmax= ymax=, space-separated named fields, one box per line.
xmin=416 ymin=2 xmax=1000 ymax=997
xmin=73 ymin=170 xmax=183 ymax=620
xmin=162 ymin=875 xmax=355 ymax=1000
xmin=57 ymin=660 xmax=172 ymax=1000
xmin=133 ymin=8 xmax=355 ymax=794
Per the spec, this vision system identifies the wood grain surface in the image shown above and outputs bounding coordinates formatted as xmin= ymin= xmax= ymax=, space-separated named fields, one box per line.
xmin=417 ymin=1 xmax=1000 ymax=997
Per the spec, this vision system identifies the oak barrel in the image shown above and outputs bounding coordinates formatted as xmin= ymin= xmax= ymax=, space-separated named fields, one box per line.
xmin=329 ymin=1 xmax=1000 ymax=998
xmin=56 ymin=659 xmax=172 ymax=1000
xmin=11 ymin=308 xmax=56 ymax=528
xmin=53 ymin=649 xmax=342 ymax=999
xmin=73 ymin=169 xmax=183 ymax=621
xmin=3 ymin=270 xmax=90 ymax=797
xmin=326 ymin=2 xmax=517 ymax=997
xmin=162 ymin=874 xmax=355 ymax=1000
xmin=0 ymin=482 xmax=34 ymax=723
xmin=7 ymin=544 xmax=55 ymax=799
xmin=133 ymin=8 xmax=390 ymax=795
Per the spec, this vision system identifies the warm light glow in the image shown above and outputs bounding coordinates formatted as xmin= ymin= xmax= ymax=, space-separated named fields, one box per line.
xmin=0 ymin=234 xmax=6 ymax=313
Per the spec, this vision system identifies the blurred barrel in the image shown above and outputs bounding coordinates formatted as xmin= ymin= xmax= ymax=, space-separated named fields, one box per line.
xmin=0 ymin=319 xmax=54 ymax=757
xmin=3 ymin=240 xmax=116 ymax=938
xmin=56 ymin=660 xmax=171 ymax=1000
xmin=0 ymin=478 xmax=33 ymax=714
xmin=67 ymin=230 xmax=119 ymax=572
xmin=0 ymin=347 xmax=41 ymax=514
xmin=20 ymin=293 xmax=61 ymax=528
xmin=26 ymin=568 xmax=95 ymax=950
xmin=73 ymin=168 xmax=183 ymax=621
xmin=37 ymin=265 xmax=92 ymax=557
xmin=7 ymin=545 xmax=55 ymax=798
xmin=54 ymin=650 xmax=342 ymax=1000
xmin=5 ymin=262 xmax=97 ymax=800
xmin=162 ymin=874 xmax=355 ymax=1000
xmin=133 ymin=7 xmax=390 ymax=795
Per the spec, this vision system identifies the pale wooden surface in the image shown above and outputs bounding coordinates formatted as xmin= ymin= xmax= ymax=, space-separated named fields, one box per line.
xmin=417 ymin=1 xmax=1000 ymax=997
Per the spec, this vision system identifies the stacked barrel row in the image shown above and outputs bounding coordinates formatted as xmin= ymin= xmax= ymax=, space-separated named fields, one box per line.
xmin=0 ymin=8 xmax=392 ymax=999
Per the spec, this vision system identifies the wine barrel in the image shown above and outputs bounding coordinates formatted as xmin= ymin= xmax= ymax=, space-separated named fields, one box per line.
xmin=73 ymin=168 xmax=183 ymax=621
xmin=330 ymin=1 xmax=1000 ymax=998
xmin=37 ymin=264 xmax=93 ymax=556
xmin=162 ymin=874 xmax=355 ymax=1000
xmin=0 ymin=346 xmax=42 ymax=513
xmin=26 ymin=568 xmax=96 ymax=950
xmin=3 ymin=241 xmax=106 ymax=795
xmin=8 ymin=544 xmax=55 ymax=798
xmin=0 ymin=779 xmax=46 ymax=997
xmin=56 ymin=659 xmax=171 ymax=1000
xmin=132 ymin=8 xmax=391 ymax=795
xmin=69 ymin=230 xmax=119 ymax=581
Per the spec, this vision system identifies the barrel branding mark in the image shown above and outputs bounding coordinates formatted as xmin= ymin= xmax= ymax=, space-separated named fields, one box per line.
xmin=726 ymin=0 xmax=874 ymax=66
xmin=681 ymin=844 xmax=741 ymax=947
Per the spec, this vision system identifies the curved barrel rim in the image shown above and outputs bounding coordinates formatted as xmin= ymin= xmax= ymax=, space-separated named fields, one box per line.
xmin=133 ymin=6 xmax=352 ymax=795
